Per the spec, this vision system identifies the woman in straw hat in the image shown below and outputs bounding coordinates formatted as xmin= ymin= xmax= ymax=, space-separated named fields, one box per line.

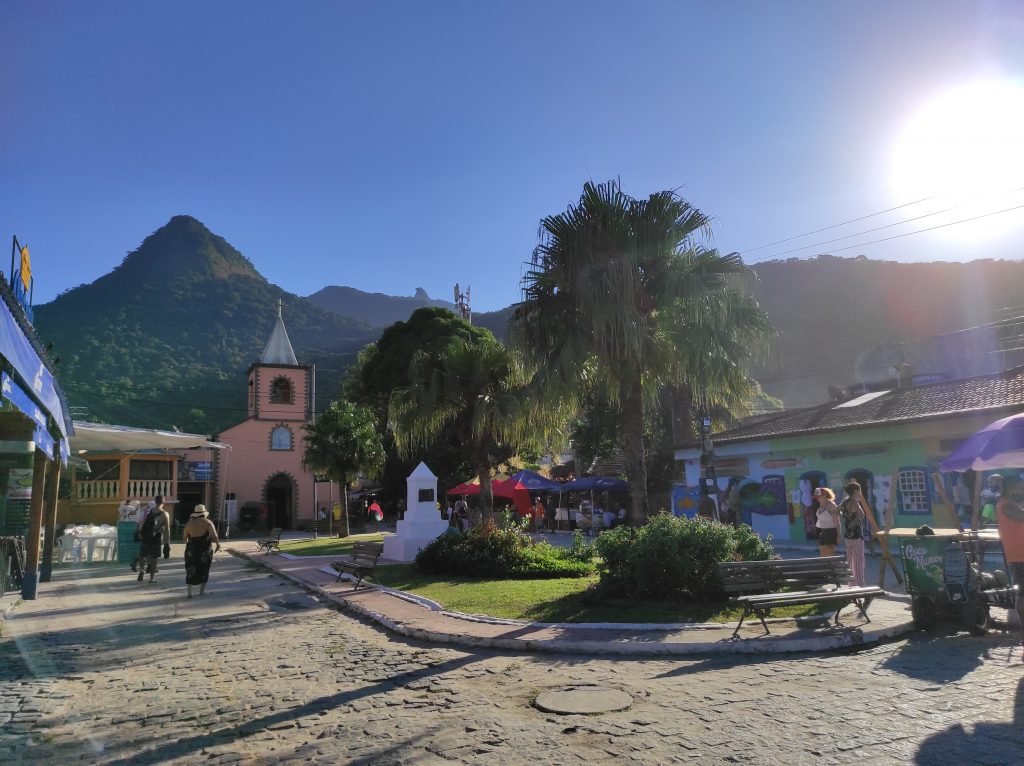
xmin=183 ymin=504 xmax=221 ymax=599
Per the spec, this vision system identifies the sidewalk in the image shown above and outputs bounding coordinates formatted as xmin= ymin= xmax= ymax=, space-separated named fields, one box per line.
xmin=227 ymin=539 xmax=915 ymax=656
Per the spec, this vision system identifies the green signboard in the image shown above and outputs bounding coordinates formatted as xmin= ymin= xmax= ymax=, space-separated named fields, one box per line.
xmin=898 ymin=536 xmax=950 ymax=595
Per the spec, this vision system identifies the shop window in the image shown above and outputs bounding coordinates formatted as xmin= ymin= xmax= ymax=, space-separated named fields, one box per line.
xmin=129 ymin=460 xmax=172 ymax=480
xmin=86 ymin=459 xmax=120 ymax=481
xmin=271 ymin=425 xmax=293 ymax=451
xmin=897 ymin=467 xmax=932 ymax=515
xmin=270 ymin=377 xmax=293 ymax=404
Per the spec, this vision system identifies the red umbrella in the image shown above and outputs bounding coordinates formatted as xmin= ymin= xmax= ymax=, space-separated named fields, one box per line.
xmin=494 ymin=478 xmax=532 ymax=516
xmin=447 ymin=481 xmax=479 ymax=495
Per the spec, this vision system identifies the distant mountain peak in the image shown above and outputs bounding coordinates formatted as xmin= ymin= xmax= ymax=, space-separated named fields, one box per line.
xmin=413 ymin=287 xmax=431 ymax=301
xmin=117 ymin=216 xmax=262 ymax=283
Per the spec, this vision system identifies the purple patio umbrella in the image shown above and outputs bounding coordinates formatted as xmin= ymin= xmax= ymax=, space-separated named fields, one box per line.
xmin=941 ymin=413 xmax=1024 ymax=472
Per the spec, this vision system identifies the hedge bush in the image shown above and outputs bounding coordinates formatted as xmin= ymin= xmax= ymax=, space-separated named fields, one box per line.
xmin=593 ymin=514 xmax=774 ymax=600
xmin=415 ymin=520 xmax=596 ymax=579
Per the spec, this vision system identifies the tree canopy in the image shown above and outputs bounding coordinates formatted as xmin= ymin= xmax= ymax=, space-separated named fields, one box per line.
xmin=514 ymin=180 xmax=774 ymax=523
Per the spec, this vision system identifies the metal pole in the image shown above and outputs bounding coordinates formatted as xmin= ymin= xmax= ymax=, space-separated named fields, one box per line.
xmin=20 ymin=448 xmax=48 ymax=600
xmin=342 ymin=482 xmax=350 ymax=538
xmin=39 ymin=441 xmax=62 ymax=582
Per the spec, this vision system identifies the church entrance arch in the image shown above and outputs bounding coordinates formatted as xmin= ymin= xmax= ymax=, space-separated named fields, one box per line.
xmin=265 ymin=473 xmax=294 ymax=530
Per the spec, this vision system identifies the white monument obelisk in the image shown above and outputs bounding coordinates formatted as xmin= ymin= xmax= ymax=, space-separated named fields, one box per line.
xmin=382 ymin=461 xmax=448 ymax=562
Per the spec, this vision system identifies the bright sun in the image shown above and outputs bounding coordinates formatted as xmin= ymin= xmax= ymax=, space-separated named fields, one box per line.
xmin=891 ymin=80 xmax=1024 ymax=206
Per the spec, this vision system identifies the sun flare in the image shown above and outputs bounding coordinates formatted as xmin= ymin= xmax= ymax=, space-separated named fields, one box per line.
xmin=891 ymin=81 xmax=1024 ymax=208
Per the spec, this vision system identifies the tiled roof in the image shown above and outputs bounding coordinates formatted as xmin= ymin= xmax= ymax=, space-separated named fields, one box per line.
xmin=713 ymin=365 xmax=1024 ymax=445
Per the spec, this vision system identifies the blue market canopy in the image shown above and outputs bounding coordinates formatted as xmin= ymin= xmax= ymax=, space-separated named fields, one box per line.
xmin=941 ymin=413 xmax=1024 ymax=472
xmin=561 ymin=476 xmax=629 ymax=492
xmin=509 ymin=469 xmax=562 ymax=492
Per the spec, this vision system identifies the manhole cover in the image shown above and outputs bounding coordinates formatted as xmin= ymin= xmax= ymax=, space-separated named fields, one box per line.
xmin=534 ymin=687 xmax=633 ymax=715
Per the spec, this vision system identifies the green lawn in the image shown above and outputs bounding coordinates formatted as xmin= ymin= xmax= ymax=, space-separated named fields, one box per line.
xmin=372 ymin=563 xmax=822 ymax=624
xmin=278 ymin=533 xmax=384 ymax=557
xmin=279 ymin=535 xmax=823 ymax=624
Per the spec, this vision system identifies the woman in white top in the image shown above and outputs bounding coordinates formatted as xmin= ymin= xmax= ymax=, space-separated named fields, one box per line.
xmin=814 ymin=487 xmax=840 ymax=557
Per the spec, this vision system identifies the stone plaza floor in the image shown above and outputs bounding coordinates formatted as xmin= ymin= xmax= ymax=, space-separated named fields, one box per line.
xmin=1 ymin=547 xmax=1023 ymax=765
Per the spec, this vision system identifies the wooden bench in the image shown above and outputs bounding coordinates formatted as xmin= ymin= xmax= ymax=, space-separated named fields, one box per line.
xmin=256 ymin=528 xmax=282 ymax=554
xmin=331 ymin=542 xmax=384 ymax=590
xmin=719 ymin=556 xmax=883 ymax=638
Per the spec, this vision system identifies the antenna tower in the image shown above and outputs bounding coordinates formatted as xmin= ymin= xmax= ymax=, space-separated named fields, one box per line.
xmin=453 ymin=283 xmax=472 ymax=323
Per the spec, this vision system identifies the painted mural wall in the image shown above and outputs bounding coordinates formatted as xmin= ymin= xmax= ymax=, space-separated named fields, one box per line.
xmin=675 ymin=412 xmax=1014 ymax=542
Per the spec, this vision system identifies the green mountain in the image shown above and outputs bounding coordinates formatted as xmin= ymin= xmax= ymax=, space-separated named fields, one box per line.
xmin=309 ymin=256 xmax=1024 ymax=411
xmin=33 ymin=216 xmax=379 ymax=434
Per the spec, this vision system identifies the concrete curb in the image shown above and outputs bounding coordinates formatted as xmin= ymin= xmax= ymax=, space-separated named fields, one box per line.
xmin=233 ymin=548 xmax=916 ymax=656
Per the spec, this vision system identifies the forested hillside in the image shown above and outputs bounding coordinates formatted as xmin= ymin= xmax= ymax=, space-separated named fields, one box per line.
xmin=33 ymin=216 xmax=378 ymax=433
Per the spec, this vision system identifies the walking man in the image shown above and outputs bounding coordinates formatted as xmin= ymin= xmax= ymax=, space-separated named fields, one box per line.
xmin=138 ymin=496 xmax=171 ymax=583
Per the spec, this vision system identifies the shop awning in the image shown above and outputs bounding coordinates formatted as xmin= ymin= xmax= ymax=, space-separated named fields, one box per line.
xmin=0 ymin=296 xmax=72 ymax=438
xmin=70 ymin=421 xmax=228 ymax=453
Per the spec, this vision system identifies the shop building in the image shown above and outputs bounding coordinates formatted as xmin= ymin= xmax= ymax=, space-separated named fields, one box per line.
xmin=672 ymin=366 xmax=1024 ymax=541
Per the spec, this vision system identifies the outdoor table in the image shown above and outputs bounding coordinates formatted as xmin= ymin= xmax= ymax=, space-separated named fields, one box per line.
xmin=73 ymin=531 xmax=118 ymax=562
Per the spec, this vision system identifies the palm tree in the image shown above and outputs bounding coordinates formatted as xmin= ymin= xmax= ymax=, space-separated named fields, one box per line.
xmin=389 ymin=338 xmax=545 ymax=521
xmin=514 ymin=180 xmax=774 ymax=524
xmin=302 ymin=400 xmax=385 ymax=537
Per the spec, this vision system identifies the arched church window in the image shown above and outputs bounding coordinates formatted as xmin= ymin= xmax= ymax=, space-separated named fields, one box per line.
xmin=270 ymin=377 xmax=292 ymax=404
xmin=270 ymin=425 xmax=292 ymax=451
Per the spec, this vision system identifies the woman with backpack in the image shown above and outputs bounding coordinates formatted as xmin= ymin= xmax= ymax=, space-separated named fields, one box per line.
xmin=839 ymin=481 xmax=879 ymax=587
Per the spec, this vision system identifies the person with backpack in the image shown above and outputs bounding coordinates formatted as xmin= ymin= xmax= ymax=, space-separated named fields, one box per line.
xmin=839 ymin=481 xmax=879 ymax=587
xmin=138 ymin=496 xmax=171 ymax=583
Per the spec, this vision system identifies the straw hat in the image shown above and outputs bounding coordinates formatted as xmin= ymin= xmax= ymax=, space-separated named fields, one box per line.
xmin=190 ymin=504 xmax=209 ymax=518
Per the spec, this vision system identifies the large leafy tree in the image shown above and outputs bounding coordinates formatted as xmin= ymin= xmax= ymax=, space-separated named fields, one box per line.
xmin=343 ymin=308 xmax=497 ymax=501
xmin=389 ymin=338 xmax=544 ymax=518
xmin=514 ymin=180 xmax=774 ymax=525
xmin=302 ymin=400 xmax=385 ymax=537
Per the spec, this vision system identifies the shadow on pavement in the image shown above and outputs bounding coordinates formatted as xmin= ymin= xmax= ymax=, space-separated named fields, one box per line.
xmin=915 ymin=677 xmax=1024 ymax=764
xmin=99 ymin=653 xmax=482 ymax=765
xmin=879 ymin=632 xmax=1021 ymax=683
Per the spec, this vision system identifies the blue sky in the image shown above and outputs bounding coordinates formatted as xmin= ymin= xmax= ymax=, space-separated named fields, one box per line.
xmin=2 ymin=0 xmax=1022 ymax=312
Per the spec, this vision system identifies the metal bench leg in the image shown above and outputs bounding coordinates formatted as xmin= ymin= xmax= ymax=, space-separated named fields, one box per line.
xmin=854 ymin=598 xmax=872 ymax=623
xmin=352 ymin=574 xmax=363 ymax=590
xmin=756 ymin=610 xmax=771 ymax=636
xmin=732 ymin=609 xmax=748 ymax=638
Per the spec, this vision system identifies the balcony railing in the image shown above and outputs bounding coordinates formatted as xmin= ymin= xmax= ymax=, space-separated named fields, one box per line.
xmin=75 ymin=480 xmax=173 ymax=502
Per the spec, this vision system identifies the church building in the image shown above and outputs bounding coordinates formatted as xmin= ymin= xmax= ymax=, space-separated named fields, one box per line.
xmin=215 ymin=302 xmax=312 ymax=530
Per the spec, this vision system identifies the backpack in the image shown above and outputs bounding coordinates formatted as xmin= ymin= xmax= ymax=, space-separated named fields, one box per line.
xmin=140 ymin=509 xmax=164 ymax=543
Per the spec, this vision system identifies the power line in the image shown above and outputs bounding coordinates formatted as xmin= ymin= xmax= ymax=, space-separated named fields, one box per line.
xmin=740 ymin=186 xmax=1024 ymax=265
xmin=749 ymin=202 xmax=961 ymax=260
xmin=814 ymin=201 xmax=1024 ymax=256
xmin=738 ymin=195 xmax=937 ymax=254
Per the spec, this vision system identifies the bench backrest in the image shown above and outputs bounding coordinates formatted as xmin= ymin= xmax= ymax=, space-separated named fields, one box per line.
xmin=350 ymin=542 xmax=383 ymax=565
xmin=268 ymin=528 xmax=282 ymax=541
xmin=718 ymin=556 xmax=853 ymax=596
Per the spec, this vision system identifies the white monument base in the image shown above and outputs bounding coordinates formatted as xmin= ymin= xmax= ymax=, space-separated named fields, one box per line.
xmin=382 ymin=461 xmax=448 ymax=562
xmin=382 ymin=526 xmax=447 ymax=563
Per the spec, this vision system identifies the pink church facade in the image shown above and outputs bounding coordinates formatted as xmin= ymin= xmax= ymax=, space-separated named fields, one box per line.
xmin=214 ymin=305 xmax=314 ymax=530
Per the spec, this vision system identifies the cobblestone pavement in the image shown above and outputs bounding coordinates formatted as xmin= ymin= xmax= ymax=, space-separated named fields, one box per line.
xmin=2 ymin=553 xmax=1023 ymax=765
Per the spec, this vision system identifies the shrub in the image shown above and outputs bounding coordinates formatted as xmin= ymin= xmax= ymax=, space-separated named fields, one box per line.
xmin=593 ymin=515 xmax=774 ymax=600
xmin=415 ymin=519 xmax=596 ymax=579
